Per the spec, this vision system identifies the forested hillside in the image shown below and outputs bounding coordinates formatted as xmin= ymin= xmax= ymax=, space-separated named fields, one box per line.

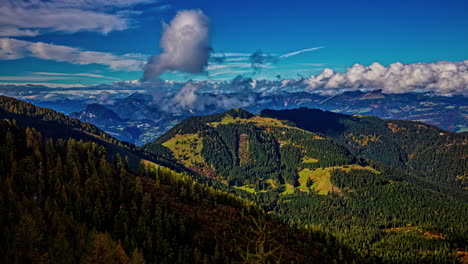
xmin=261 ymin=108 xmax=468 ymax=192
xmin=0 ymin=97 xmax=357 ymax=264
xmin=1 ymin=96 xmax=467 ymax=263
xmin=147 ymin=108 xmax=468 ymax=263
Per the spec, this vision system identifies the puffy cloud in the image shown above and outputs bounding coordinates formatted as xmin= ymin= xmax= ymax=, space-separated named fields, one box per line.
xmin=166 ymin=81 xmax=255 ymax=112
xmin=171 ymin=81 xmax=200 ymax=111
xmin=142 ymin=10 xmax=211 ymax=81
xmin=0 ymin=38 xmax=145 ymax=71
xmin=0 ymin=0 xmax=161 ymax=36
xmin=304 ymin=61 xmax=468 ymax=96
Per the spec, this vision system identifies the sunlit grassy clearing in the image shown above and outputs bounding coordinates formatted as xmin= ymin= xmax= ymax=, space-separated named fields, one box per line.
xmin=281 ymin=183 xmax=295 ymax=195
xmin=162 ymin=133 xmax=204 ymax=167
xmin=298 ymin=168 xmax=332 ymax=195
xmin=297 ymin=164 xmax=378 ymax=195
xmin=302 ymin=157 xmax=319 ymax=163
xmin=234 ymin=185 xmax=256 ymax=193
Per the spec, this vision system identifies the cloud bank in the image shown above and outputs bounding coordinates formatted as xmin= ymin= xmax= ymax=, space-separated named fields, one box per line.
xmin=142 ymin=10 xmax=211 ymax=81
xmin=304 ymin=61 xmax=468 ymax=96
xmin=1 ymin=61 xmax=467 ymax=106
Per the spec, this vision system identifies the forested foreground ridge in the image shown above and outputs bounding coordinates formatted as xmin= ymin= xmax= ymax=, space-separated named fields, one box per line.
xmin=0 ymin=96 xmax=362 ymax=264
xmin=146 ymin=108 xmax=468 ymax=263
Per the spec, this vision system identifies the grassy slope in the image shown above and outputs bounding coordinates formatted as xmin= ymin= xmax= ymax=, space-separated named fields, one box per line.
xmin=297 ymin=165 xmax=377 ymax=195
xmin=162 ymin=133 xmax=205 ymax=167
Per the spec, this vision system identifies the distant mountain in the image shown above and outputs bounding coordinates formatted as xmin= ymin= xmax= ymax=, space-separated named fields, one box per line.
xmin=110 ymin=92 xmax=155 ymax=120
xmin=309 ymin=90 xmax=468 ymax=133
xmin=242 ymin=90 xmax=467 ymax=133
xmin=30 ymin=98 xmax=88 ymax=114
xmin=69 ymin=103 xmax=125 ymax=124
xmin=146 ymin=108 xmax=468 ymax=263
xmin=67 ymin=98 xmax=186 ymax=145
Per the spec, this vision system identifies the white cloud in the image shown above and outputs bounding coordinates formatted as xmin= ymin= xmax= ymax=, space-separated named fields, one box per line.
xmin=0 ymin=38 xmax=145 ymax=71
xmin=0 ymin=0 xmax=161 ymax=37
xmin=171 ymin=81 xmax=200 ymax=110
xmin=304 ymin=61 xmax=468 ymax=96
xmin=142 ymin=10 xmax=211 ymax=81
xmin=2 ymin=60 xmax=466 ymax=104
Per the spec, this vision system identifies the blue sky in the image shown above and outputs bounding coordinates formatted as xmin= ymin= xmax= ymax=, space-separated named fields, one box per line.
xmin=0 ymin=0 xmax=467 ymax=86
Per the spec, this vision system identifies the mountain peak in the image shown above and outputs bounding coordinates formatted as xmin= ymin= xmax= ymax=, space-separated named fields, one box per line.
xmin=72 ymin=103 xmax=123 ymax=122
xmin=222 ymin=108 xmax=254 ymax=119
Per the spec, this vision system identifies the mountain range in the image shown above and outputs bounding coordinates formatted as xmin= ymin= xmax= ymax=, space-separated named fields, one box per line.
xmin=53 ymin=90 xmax=467 ymax=145
xmin=1 ymin=95 xmax=467 ymax=263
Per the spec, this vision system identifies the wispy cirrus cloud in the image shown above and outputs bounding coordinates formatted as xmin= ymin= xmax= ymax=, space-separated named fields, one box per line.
xmin=0 ymin=0 xmax=167 ymax=37
xmin=215 ymin=47 xmax=323 ymax=76
xmin=32 ymin=72 xmax=119 ymax=79
xmin=0 ymin=83 xmax=91 ymax=88
xmin=208 ymin=70 xmax=250 ymax=78
xmin=278 ymin=46 xmax=325 ymax=59
xmin=0 ymin=38 xmax=146 ymax=71
xmin=0 ymin=72 xmax=119 ymax=85
xmin=0 ymin=76 xmax=72 ymax=81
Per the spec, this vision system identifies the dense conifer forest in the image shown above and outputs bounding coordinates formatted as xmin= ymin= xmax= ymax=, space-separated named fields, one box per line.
xmin=146 ymin=108 xmax=468 ymax=263
xmin=1 ymin=96 xmax=467 ymax=263
xmin=0 ymin=97 xmax=361 ymax=263
xmin=261 ymin=108 xmax=468 ymax=191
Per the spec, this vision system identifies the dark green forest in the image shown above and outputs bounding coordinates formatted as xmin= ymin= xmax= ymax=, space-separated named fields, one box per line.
xmin=0 ymin=109 xmax=358 ymax=263
xmin=1 ymin=97 xmax=467 ymax=263
xmin=146 ymin=108 xmax=468 ymax=263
